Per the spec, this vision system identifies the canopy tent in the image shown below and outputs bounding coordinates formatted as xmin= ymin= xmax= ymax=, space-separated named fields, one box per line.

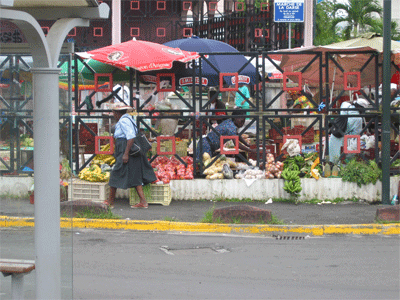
xmin=327 ymin=33 xmax=400 ymax=53
xmin=278 ymin=45 xmax=397 ymax=91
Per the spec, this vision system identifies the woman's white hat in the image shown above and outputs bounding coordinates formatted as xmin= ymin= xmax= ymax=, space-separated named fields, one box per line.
xmin=111 ymin=102 xmax=134 ymax=112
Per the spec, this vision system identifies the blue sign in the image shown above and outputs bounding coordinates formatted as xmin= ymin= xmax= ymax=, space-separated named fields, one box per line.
xmin=317 ymin=0 xmax=325 ymax=3
xmin=274 ymin=0 xmax=304 ymax=23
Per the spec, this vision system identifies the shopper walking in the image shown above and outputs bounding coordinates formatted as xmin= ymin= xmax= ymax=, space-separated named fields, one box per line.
xmin=105 ymin=102 xmax=156 ymax=209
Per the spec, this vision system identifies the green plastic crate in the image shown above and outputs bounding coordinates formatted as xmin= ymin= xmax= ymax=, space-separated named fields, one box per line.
xmin=129 ymin=184 xmax=171 ymax=206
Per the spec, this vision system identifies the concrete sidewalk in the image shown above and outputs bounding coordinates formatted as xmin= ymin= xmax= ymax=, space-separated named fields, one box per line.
xmin=1 ymin=197 xmax=399 ymax=236
xmin=0 ymin=196 xmax=385 ymax=224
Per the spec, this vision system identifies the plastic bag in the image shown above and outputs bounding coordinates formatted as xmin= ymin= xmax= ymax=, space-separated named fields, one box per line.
xmin=222 ymin=163 xmax=233 ymax=179
xmin=281 ymin=139 xmax=301 ymax=157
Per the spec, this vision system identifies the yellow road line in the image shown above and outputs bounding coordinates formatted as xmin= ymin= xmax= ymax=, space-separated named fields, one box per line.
xmin=1 ymin=216 xmax=399 ymax=235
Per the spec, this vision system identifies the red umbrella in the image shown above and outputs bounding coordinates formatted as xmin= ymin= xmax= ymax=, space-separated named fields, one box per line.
xmin=76 ymin=40 xmax=199 ymax=72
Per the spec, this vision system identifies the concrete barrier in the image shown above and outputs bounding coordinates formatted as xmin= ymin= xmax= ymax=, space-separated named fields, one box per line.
xmin=0 ymin=176 xmax=34 ymax=198
xmin=1 ymin=176 xmax=398 ymax=203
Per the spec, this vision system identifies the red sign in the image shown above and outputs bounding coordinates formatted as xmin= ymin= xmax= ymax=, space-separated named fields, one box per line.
xmin=179 ymin=77 xmax=208 ymax=86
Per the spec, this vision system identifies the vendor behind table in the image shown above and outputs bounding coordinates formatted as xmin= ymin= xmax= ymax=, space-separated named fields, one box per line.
xmin=287 ymin=90 xmax=317 ymax=114
xmin=196 ymin=108 xmax=255 ymax=164
xmin=207 ymin=87 xmax=227 ymax=125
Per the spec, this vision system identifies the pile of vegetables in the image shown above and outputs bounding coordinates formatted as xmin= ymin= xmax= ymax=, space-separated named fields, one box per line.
xmin=281 ymin=153 xmax=322 ymax=196
xmin=78 ymin=164 xmax=110 ymax=182
xmin=60 ymin=158 xmax=72 ymax=181
xmin=92 ymin=144 xmax=115 ymax=166
xmin=235 ymin=168 xmax=264 ymax=179
xmin=283 ymin=153 xmax=322 ymax=179
xmin=77 ymin=144 xmax=114 ymax=182
xmin=340 ymin=158 xmax=382 ymax=187
xmin=151 ymin=156 xmax=194 ymax=183
xmin=282 ymin=167 xmax=302 ymax=196
xmin=264 ymin=153 xmax=284 ymax=179
xmin=202 ymin=153 xmax=237 ymax=179
xmin=20 ymin=134 xmax=34 ymax=147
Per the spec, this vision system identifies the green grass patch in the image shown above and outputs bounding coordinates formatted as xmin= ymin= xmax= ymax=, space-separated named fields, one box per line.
xmin=268 ymin=215 xmax=286 ymax=225
xmin=0 ymin=192 xmax=30 ymax=199
xmin=200 ymin=205 xmax=221 ymax=223
xmin=271 ymin=197 xmax=297 ymax=204
xmin=163 ymin=216 xmax=180 ymax=222
xmin=302 ymin=197 xmax=360 ymax=204
xmin=375 ymin=219 xmax=400 ymax=224
xmin=199 ymin=206 xmax=285 ymax=225
xmin=71 ymin=208 xmax=121 ymax=219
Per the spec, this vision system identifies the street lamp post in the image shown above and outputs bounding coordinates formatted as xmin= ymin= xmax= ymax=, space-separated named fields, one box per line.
xmin=382 ymin=0 xmax=392 ymax=204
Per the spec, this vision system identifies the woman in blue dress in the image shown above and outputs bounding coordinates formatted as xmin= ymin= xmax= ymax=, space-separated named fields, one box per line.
xmin=106 ymin=102 xmax=156 ymax=209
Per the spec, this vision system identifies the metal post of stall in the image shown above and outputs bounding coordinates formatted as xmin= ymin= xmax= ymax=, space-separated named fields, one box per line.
xmin=381 ymin=0 xmax=392 ymax=204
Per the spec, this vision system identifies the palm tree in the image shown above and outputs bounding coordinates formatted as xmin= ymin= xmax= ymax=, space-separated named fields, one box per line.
xmin=315 ymin=0 xmax=341 ymax=45
xmin=367 ymin=19 xmax=400 ymax=41
xmin=332 ymin=0 xmax=382 ymax=39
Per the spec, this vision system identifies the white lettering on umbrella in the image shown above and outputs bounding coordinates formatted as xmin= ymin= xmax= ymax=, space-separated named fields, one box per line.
xmin=231 ymin=75 xmax=250 ymax=84
xmin=179 ymin=77 xmax=208 ymax=86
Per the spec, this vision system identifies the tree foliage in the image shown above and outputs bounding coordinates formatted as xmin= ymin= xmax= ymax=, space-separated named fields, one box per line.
xmin=367 ymin=18 xmax=400 ymax=41
xmin=331 ymin=0 xmax=382 ymax=39
xmin=314 ymin=0 xmax=341 ymax=45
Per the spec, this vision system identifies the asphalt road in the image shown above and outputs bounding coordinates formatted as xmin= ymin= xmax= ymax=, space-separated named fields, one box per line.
xmin=1 ymin=228 xmax=399 ymax=300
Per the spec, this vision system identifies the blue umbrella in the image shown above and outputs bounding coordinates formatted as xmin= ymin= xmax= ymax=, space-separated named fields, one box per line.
xmin=140 ymin=36 xmax=259 ymax=87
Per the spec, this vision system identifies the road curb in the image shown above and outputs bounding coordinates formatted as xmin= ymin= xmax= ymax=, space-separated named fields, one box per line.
xmin=1 ymin=216 xmax=399 ymax=235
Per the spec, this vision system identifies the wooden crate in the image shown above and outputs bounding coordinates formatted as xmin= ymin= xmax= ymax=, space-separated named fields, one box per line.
xmin=68 ymin=178 xmax=109 ymax=202
xmin=129 ymin=184 xmax=171 ymax=206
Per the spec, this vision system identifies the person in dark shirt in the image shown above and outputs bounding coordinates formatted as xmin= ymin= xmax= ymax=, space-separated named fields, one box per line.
xmin=207 ymin=88 xmax=227 ymax=125
xmin=196 ymin=108 xmax=254 ymax=162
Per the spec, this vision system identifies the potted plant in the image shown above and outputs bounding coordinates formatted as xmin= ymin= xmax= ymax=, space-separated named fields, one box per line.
xmin=28 ymin=180 xmax=69 ymax=204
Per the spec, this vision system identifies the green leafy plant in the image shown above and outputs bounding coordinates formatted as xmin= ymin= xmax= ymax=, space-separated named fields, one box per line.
xmin=340 ymin=159 xmax=382 ymax=187
xmin=200 ymin=205 xmax=219 ymax=223
xmin=74 ymin=208 xmax=121 ymax=219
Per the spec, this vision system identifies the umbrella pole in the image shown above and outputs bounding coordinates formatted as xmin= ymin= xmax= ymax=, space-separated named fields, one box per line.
xmin=329 ymin=66 xmax=336 ymax=112
xmin=188 ymin=86 xmax=192 ymax=139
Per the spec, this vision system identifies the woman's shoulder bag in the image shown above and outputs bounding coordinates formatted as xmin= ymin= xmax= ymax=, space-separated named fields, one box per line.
xmin=330 ymin=116 xmax=348 ymax=138
xmin=128 ymin=117 xmax=152 ymax=156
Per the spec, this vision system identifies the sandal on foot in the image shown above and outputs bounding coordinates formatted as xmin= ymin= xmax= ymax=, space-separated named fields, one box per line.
xmin=131 ymin=203 xmax=148 ymax=209
xmin=103 ymin=201 xmax=114 ymax=209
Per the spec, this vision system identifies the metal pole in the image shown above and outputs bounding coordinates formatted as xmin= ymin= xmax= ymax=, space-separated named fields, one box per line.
xmin=288 ymin=23 xmax=292 ymax=49
xmin=112 ymin=0 xmax=121 ymax=45
xmin=382 ymin=0 xmax=391 ymax=205
xmin=32 ymin=68 xmax=61 ymax=299
xmin=304 ymin=0 xmax=313 ymax=47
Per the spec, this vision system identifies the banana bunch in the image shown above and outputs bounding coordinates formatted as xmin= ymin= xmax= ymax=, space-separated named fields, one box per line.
xmin=79 ymin=164 xmax=110 ymax=182
xmin=283 ymin=179 xmax=302 ymax=195
xmin=282 ymin=169 xmax=302 ymax=195
xmin=92 ymin=144 xmax=115 ymax=166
